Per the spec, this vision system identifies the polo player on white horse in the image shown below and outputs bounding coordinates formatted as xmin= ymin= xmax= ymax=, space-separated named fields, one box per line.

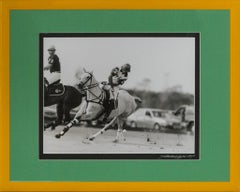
xmin=102 ymin=63 xmax=131 ymax=121
xmin=55 ymin=64 xmax=141 ymax=142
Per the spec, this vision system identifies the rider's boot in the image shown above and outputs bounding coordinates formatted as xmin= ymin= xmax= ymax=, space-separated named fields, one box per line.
xmin=103 ymin=89 xmax=115 ymax=122
xmin=102 ymin=99 xmax=114 ymax=122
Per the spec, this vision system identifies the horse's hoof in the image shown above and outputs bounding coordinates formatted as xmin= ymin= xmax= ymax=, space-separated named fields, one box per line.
xmin=82 ymin=139 xmax=93 ymax=144
xmin=55 ymin=134 xmax=61 ymax=139
xmin=113 ymin=139 xmax=119 ymax=143
xmin=88 ymin=137 xmax=95 ymax=141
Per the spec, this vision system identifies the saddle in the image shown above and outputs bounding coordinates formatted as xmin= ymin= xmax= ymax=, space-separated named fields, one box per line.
xmin=47 ymin=80 xmax=65 ymax=96
xmin=101 ymin=83 xmax=118 ymax=110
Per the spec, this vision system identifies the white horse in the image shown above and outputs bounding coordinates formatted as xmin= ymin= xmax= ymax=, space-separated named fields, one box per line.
xmin=55 ymin=68 xmax=141 ymax=142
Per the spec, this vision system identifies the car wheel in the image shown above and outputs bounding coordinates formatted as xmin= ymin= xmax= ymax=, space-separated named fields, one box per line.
xmin=131 ymin=121 xmax=137 ymax=128
xmin=153 ymin=123 xmax=161 ymax=130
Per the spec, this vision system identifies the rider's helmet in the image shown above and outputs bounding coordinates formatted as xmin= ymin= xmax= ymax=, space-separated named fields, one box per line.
xmin=48 ymin=45 xmax=56 ymax=51
xmin=121 ymin=63 xmax=131 ymax=72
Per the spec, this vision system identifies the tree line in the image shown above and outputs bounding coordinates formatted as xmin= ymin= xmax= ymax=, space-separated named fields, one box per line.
xmin=127 ymin=89 xmax=194 ymax=110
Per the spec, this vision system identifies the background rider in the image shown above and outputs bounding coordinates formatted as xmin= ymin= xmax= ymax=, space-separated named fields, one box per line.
xmin=43 ymin=45 xmax=61 ymax=88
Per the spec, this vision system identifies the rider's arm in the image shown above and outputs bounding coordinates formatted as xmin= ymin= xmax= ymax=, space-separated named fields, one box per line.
xmin=119 ymin=76 xmax=128 ymax=80
xmin=119 ymin=72 xmax=128 ymax=81
xmin=43 ymin=64 xmax=51 ymax=71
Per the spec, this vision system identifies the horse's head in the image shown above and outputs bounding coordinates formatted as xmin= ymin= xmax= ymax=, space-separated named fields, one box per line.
xmin=76 ymin=67 xmax=94 ymax=88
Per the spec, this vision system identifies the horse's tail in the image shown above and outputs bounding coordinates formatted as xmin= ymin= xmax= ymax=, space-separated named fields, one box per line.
xmin=134 ymin=96 xmax=142 ymax=104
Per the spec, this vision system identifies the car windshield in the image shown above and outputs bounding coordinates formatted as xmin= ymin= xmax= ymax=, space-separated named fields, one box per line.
xmin=152 ymin=111 xmax=165 ymax=118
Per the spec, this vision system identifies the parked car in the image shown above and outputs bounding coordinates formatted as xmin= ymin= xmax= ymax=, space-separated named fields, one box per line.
xmin=126 ymin=108 xmax=168 ymax=129
xmin=172 ymin=105 xmax=195 ymax=131
xmin=163 ymin=111 xmax=183 ymax=129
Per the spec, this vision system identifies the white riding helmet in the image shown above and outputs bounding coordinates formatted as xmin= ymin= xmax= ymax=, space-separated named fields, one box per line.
xmin=48 ymin=45 xmax=56 ymax=51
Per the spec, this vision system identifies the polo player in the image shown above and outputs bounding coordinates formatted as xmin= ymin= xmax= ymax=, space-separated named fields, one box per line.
xmin=102 ymin=63 xmax=131 ymax=121
xmin=44 ymin=45 xmax=61 ymax=87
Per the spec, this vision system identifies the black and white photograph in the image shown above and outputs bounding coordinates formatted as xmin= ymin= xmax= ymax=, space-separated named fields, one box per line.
xmin=40 ymin=33 xmax=199 ymax=159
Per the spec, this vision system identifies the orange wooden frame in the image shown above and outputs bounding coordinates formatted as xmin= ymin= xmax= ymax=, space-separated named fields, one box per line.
xmin=0 ymin=0 xmax=239 ymax=191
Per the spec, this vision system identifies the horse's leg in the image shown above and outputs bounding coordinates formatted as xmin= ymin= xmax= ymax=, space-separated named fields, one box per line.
xmin=44 ymin=121 xmax=55 ymax=130
xmin=48 ymin=102 xmax=64 ymax=130
xmin=120 ymin=120 xmax=126 ymax=142
xmin=113 ymin=117 xmax=123 ymax=143
xmin=55 ymin=100 xmax=87 ymax=139
xmin=56 ymin=102 xmax=63 ymax=122
xmin=62 ymin=87 xmax=80 ymax=124
xmin=44 ymin=103 xmax=63 ymax=131
xmin=63 ymin=105 xmax=72 ymax=124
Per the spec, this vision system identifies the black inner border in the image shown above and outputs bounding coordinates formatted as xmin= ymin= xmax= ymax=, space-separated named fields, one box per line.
xmin=39 ymin=33 xmax=200 ymax=160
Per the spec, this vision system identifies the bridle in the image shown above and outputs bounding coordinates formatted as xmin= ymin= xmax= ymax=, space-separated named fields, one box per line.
xmin=79 ymin=73 xmax=96 ymax=90
xmin=79 ymin=72 xmax=105 ymax=105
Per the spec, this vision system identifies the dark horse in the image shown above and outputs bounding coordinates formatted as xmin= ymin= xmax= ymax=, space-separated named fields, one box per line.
xmin=44 ymin=78 xmax=83 ymax=130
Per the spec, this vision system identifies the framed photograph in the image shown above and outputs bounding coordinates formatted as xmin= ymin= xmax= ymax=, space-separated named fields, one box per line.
xmin=40 ymin=33 xmax=199 ymax=159
xmin=1 ymin=0 xmax=239 ymax=191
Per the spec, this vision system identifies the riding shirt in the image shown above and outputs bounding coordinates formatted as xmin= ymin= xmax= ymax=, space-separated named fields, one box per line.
xmin=48 ymin=54 xmax=61 ymax=73
xmin=108 ymin=67 xmax=128 ymax=87
xmin=118 ymin=69 xmax=128 ymax=85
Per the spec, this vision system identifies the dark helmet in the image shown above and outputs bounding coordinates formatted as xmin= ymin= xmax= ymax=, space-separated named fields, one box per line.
xmin=121 ymin=63 xmax=131 ymax=72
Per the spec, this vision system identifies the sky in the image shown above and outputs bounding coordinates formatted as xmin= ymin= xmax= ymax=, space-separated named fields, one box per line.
xmin=43 ymin=37 xmax=195 ymax=94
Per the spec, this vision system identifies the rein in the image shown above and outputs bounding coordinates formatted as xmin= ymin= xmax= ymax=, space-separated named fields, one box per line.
xmin=81 ymin=73 xmax=105 ymax=105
